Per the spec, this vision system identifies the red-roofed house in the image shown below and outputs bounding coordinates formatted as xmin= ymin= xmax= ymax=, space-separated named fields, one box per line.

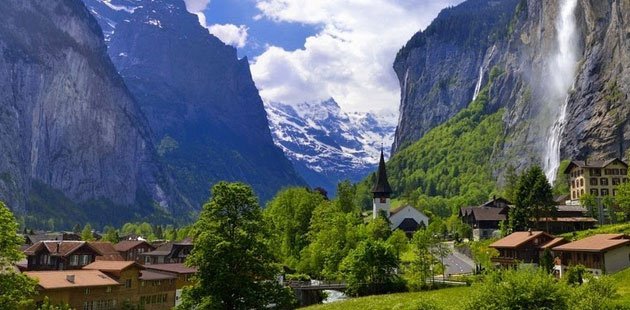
xmin=552 ymin=234 xmax=630 ymax=276
xmin=489 ymin=231 xmax=567 ymax=267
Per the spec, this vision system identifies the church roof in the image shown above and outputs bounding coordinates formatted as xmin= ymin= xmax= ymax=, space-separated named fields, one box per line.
xmin=371 ymin=150 xmax=392 ymax=194
xmin=396 ymin=218 xmax=420 ymax=233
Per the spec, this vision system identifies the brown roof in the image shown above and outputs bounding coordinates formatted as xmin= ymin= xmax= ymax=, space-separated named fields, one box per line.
xmin=540 ymin=237 xmax=568 ymax=249
xmin=556 ymin=205 xmax=588 ymax=213
xmin=140 ymin=270 xmax=177 ymax=281
xmin=114 ymin=240 xmax=154 ymax=252
xmin=536 ymin=217 xmax=597 ymax=223
xmin=490 ymin=231 xmax=551 ymax=248
xmin=24 ymin=241 xmax=98 ymax=257
xmin=144 ymin=263 xmax=197 ymax=274
xmin=553 ymin=234 xmax=630 ymax=252
xmin=89 ymin=242 xmax=124 ymax=261
xmin=83 ymin=261 xmax=142 ymax=272
xmin=25 ymin=270 xmax=120 ymax=289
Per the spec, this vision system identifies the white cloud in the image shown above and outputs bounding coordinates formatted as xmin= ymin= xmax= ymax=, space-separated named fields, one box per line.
xmin=183 ymin=0 xmax=211 ymax=13
xmin=250 ymin=0 xmax=463 ymax=114
xmin=208 ymin=24 xmax=249 ymax=48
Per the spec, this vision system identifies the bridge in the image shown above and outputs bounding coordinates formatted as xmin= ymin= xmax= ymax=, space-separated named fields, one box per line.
xmin=285 ymin=280 xmax=347 ymax=306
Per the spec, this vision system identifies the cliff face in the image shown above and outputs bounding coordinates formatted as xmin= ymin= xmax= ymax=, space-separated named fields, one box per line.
xmin=393 ymin=0 xmax=630 ymax=182
xmin=83 ymin=0 xmax=305 ymax=204
xmin=0 ymin=0 xmax=182 ymax=218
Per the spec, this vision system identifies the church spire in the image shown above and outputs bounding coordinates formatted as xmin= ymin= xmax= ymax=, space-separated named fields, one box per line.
xmin=371 ymin=149 xmax=392 ymax=197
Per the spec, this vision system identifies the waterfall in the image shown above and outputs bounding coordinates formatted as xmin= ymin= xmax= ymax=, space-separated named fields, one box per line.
xmin=543 ymin=0 xmax=579 ymax=183
xmin=472 ymin=66 xmax=483 ymax=101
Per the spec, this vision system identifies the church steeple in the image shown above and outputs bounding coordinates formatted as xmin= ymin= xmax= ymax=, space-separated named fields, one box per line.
xmin=372 ymin=149 xmax=392 ymax=219
xmin=371 ymin=149 xmax=392 ymax=198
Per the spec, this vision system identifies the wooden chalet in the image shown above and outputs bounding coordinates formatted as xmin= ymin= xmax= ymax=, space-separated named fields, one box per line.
xmin=552 ymin=234 xmax=630 ymax=277
xmin=115 ymin=240 xmax=156 ymax=262
xmin=24 ymin=241 xmax=102 ymax=271
xmin=489 ymin=231 xmax=568 ymax=267
xmin=139 ymin=241 xmax=193 ymax=265
xmin=459 ymin=197 xmax=510 ymax=240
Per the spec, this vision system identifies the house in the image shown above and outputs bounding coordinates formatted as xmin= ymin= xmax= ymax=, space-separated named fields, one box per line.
xmin=139 ymin=241 xmax=193 ymax=265
xmin=489 ymin=231 xmax=567 ymax=267
xmin=24 ymin=241 xmax=102 ymax=271
xmin=25 ymin=270 xmax=121 ymax=309
xmin=552 ymin=234 xmax=630 ymax=277
xmin=371 ymin=149 xmax=429 ymax=234
xmin=138 ymin=270 xmax=178 ymax=309
xmin=533 ymin=205 xmax=597 ymax=234
xmin=24 ymin=232 xmax=81 ymax=245
xmin=90 ymin=242 xmax=125 ymax=261
xmin=83 ymin=261 xmax=145 ymax=305
xmin=564 ymin=158 xmax=628 ymax=201
xmin=459 ymin=197 xmax=511 ymax=240
xmin=115 ymin=240 xmax=156 ymax=262
xmin=144 ymin=263 xmax=197 ymax=307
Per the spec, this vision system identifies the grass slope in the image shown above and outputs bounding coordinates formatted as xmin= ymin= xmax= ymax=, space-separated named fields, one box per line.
xmin=302 ymin=286 xmax=471 ymax=310
xmin=612 ymin=266 xmax=630 ymax=306
xmin=559 ymin=223 xmax=630 ymax=240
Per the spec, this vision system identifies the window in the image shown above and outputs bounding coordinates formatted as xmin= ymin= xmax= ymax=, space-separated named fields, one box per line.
xmin=613 ymin=178 xmax=620 ymax=185
xmin=600 ymin=178 xmax=608 ymax=186
xmin=85 ymin=288 xmax=91 ymax=295
xmin=79 ymin=254 xmax=90 ymax=266
xmin=590 ymin=178 xmax=598 ymax=186
xmin=106 ymin=286 xmax=112 ymax=293
xmin=601 ymin=189 xmax=609 ymax=196
xmin=593 ymin=169 xmax=602 ymax=176
xmin=379 ymin=197 xmax=386 ymax=203
xmin=605 ymin=169 xmax=611 ymax=175
xmin=125 ymin=279 xmax=132 ymax=288
xmin=622 ymin=169 xmax=627 ymax=175
xmin=581 ymin=189 xmax=584 ymax=196
xmin=70 ymin=255 xmax=79 ymax=266
xmin=572 ymin=191 xmax=576 ymax=199
xmin=624 ymin=178 xmax=629 ymax=183
xmin=590 ymin=189 xmax=599 ymax=196
xmin=580 ymin=179 xmax=584 ymax=187
xmin=39 ymin=254 xmax=51 ymax=265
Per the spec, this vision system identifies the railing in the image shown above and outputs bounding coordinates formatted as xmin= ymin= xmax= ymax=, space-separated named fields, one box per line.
xmin=286 ymin=280 xmax=346 ymax=290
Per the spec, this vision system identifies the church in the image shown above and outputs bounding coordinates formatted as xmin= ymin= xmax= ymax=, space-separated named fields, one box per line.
xmin=372 ymin=150 xmax=429 ymax=235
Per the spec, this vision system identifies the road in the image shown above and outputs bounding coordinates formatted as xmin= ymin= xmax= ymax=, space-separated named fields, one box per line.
xmin=440 ymin=241 xmax=474 ymax=276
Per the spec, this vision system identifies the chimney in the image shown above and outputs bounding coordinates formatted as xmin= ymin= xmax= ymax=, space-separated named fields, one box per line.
xmin=528 ymin=228 xmax=532 ymax=236
xmin=56 ymin=242 xmax=60 ymax=253
xmin=66 ymin=275 xmax=75 ymax=283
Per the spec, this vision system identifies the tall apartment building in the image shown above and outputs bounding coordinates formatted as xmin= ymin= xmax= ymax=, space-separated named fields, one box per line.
xmin=564 ymin=158 xmax=629 ymax=201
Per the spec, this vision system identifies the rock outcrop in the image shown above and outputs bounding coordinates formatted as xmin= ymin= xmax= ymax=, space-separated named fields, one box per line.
xmin=0 ymin=0 xmax=183 ymax=219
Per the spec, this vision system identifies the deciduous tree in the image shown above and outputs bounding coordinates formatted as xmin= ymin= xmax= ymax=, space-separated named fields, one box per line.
xmin=180 ymin=182 xmax=294 ymax=309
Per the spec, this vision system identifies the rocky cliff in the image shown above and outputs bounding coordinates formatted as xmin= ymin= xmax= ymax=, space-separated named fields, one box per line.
xmin=393 ymin=0 xmax=630 ymax=184
xmin=83 ymin=0 xmax=305 ymax=204
xmin=0 ymin=0 xmax=184 ymax=225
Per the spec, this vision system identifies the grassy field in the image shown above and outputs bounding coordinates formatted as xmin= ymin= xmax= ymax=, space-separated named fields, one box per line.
xmin=559 ymin=223 xmax=630 ymax=240
xmin=302 ymin=286 xmax=472 ymax=310
xmin=613 ymin=267 xmax=630 ymax=306
xmin=303 ymin=267 xmax=630 ymax=310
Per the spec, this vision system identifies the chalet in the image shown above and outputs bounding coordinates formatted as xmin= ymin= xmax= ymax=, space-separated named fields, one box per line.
xmin=371 ymin=150 xmax=429 ymax=234
xmin=24 ymin=241 xmax=102 ymax=271
xmin=139 ymin=241 xmax=193 ymax=265
xmin=115 ymin=240 xmax=156 ymax=262
xmin=90 ymin=242 xmax=125 ymax=261
xmin=459 ymin=197 xmax=510 ymax=240
xmin=139 ymin=270 xmax=178 ymax=309
xmin=533 ymin=205 xmax=597 ymax=234
xmin=24 ymin=232 xmax=81 ymax=245
xmin=25 ymin=270 xmax=121 ymax=309
xmin=144 ymin=263 xmax=197 ymax=307
xmin=564 ymin=158 xmax=628 ymax=201
xmin=552 ymin=234 xmax=630 ymax=277
xmin=489 ymin=231 xmax=568 ymax=267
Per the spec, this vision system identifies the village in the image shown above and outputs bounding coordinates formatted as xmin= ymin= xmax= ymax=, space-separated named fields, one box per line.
xmin=8 ymin=153 xmax=629 ymax=309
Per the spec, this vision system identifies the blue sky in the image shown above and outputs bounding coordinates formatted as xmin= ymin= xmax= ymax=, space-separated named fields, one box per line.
xmin=184 ymin=0 xmax=464 ymax=119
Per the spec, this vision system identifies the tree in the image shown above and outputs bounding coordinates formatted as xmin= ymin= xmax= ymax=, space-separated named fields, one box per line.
xmin=404 ymin=229 xmax=447 ymax=290
xmin=180 ymin=182 xmax=295 ymax=309
xmin=510 ymin=166 xmax=555 ymax=231
xmin=264 ymin=187 xmax=324 ymax=268
xmin=335 ymin=180 xmax=358 ymax=213
xmin=81 ymin=223 xmax=95 ymax=241
xmin=365 ymin=216 xmax=392 ymax=241
xmin=580 ymin=193 xmax=597 ymax=218
xmin=0 ymin=202 xmax=37 ymax=308
xmin=502 ymin=164 xmax=519 ymax=202
xmin=102 ymin=226 xmax=119 ymax=244
xmin=540 ymin=248 xmax=554 ymax=274
xmin=386 ymin=229 xmax=409 ymax=258
xmin=339 ymin=240 xmax=404 ymax=296
xmin=72 ymin=223 xmax=82 ymax=234
xmin=615 ymin=181 xmax=630 ymax=220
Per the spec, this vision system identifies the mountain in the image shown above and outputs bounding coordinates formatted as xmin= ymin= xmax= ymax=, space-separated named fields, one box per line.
xmin=0 ymin=0 xmax=185 ymax=228
xmin=387 ymin=0 xmax=630 ymax=203
xmin=82 ymin=0 xmax=306 ymax=204
xmin=265 ymin=99 xmax=395 ymax=194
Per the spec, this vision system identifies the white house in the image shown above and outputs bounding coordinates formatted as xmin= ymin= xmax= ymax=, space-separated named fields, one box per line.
xmin=371 ymin=150 xmax=429 ymax=234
